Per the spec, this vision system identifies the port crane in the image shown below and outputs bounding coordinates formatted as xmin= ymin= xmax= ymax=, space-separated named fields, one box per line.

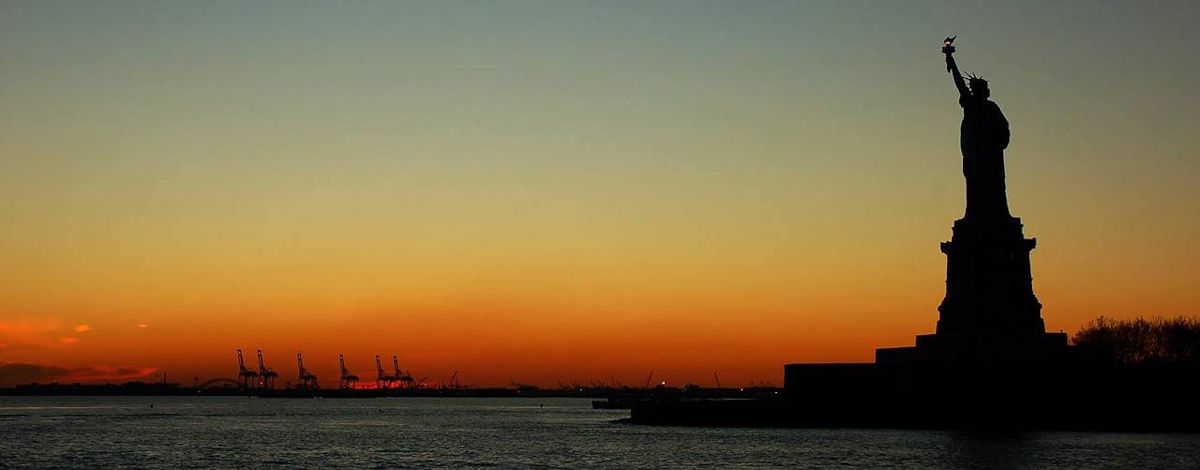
xmin=338 ymin=354 xmax=359 ymax=390
xmin=236 ymin=349 xmax=259 ymax=390
xmin=296 ymin=352 xmax=319 ymax=390
xmin=393 ymin=354 xmax=415 ymax=389
xmin=375 ymin=355 xmax=397 ymax=389
xmin=256 ymin=349 xmax=278 ymax=390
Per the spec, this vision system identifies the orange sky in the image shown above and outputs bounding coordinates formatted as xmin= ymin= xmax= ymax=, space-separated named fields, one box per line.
xmin=2 ymin=2 xmax=1199 ymax=387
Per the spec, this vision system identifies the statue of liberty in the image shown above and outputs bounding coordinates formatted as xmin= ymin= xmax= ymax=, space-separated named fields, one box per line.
xmin=943 ymin=37 xmax=1011 ymax=220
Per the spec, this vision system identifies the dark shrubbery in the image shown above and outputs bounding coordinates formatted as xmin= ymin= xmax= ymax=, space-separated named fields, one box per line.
xmin=1073 ymin=316 xmax=1200 ymax=364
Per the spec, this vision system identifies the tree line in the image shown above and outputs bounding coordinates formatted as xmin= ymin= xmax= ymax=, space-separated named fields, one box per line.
xmin=1073 ymin=316 xmax=1200 ymax=365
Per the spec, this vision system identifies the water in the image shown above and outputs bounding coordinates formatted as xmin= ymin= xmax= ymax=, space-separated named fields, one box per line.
xmin=1 ymin=396 xmax=1197 ymax=468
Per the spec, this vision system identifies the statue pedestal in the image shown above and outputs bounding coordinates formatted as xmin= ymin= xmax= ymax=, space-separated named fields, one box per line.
xmin=877 ymin=216 xmax=1068 ymax=364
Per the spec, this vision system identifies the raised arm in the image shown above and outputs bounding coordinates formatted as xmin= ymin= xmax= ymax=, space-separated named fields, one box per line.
xmin=946 ymin=53 xmax=969 ymax=98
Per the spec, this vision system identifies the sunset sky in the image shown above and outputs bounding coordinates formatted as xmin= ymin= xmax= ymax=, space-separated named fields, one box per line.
xmin=2 ymin=1 xmax=1198 ymax=387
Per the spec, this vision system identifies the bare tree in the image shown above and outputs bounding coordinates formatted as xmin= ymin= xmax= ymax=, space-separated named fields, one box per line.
xmin=1073 ymin=316 xmax=1200 ymax=364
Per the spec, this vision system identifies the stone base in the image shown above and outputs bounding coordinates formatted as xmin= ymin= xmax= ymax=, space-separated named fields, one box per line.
xmin=875 ymin=331 xmax=1069 ymax=364
xmin=880 ymin=213 xmax=1070 ymax=365
xmin=937 ymin=216 xmax=1046 ymax=338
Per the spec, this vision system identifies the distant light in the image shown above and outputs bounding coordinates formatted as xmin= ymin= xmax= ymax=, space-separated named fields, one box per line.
xmin=136 ymin=323 xmax=149 ymax=329
xmin=74 ymin=324 xmax=91 ymax=333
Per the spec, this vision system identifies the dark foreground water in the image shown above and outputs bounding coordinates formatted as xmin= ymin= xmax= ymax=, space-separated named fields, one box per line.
xmin=1 ymin=397 xmax=1198 ymax=468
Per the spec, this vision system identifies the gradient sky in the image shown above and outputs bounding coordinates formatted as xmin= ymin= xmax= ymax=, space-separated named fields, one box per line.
xmin=2 ymin=1 xmax=1198 ymax=387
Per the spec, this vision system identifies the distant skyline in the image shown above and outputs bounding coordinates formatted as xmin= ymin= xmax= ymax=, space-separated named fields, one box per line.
xmin=2 ymin=1 xmax=1198 ymax=387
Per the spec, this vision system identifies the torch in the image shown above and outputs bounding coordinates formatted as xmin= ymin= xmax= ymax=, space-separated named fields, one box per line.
xmin=943 ymin=36 xmax=956 ymax=72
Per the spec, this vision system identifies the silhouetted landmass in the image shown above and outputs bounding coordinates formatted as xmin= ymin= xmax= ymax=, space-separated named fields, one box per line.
xmin=626 ymin=317 xmax=1200 ymax=430
xmin=1073 ymin=316 xmax=1200 ymax=365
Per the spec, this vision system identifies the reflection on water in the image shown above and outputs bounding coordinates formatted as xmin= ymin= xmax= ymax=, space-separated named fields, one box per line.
xmin=1 ymin=396 xmax=1197 ymax=468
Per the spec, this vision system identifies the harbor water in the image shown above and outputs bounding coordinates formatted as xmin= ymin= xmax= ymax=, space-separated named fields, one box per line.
xmin=2 ymin=396 xmax=1198 ymax=468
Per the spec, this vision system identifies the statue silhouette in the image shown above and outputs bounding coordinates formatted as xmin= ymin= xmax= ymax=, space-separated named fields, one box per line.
xmin=872 ymin=38 xmax=1068 ymax=365
xmin=944 ymin=40 xmax=1011 ymax=220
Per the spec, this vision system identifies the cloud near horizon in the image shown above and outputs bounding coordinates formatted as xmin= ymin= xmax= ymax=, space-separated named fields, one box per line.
xmin=0 ymin=319 xmax=65 ymax=351
xmin=0 ymin=362 xmax=158 ymax=386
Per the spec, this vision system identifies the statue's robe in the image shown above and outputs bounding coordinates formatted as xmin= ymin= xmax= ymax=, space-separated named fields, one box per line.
xmin=959 ymin=95 xmax=1011 ymax=219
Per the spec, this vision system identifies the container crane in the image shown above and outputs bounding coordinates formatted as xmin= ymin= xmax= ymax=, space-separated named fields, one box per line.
xmin=236 ymin=349 xmax=259 ymax=390
xmin=375 ymin=355 xmax=396 ymax=389
xmin=338 ymin=354 xmax=359 ymax=390
xmin=296 ymin=352 xmax=319 ymax=390
xmin=393 ymin=354 xmax=414 ymax=389
xmin=257 ymin=349 xmax=278 ymax=390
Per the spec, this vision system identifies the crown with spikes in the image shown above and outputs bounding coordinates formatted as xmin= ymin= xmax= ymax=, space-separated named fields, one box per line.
xmin=965 ymin=71 xmax=988 ymax=86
